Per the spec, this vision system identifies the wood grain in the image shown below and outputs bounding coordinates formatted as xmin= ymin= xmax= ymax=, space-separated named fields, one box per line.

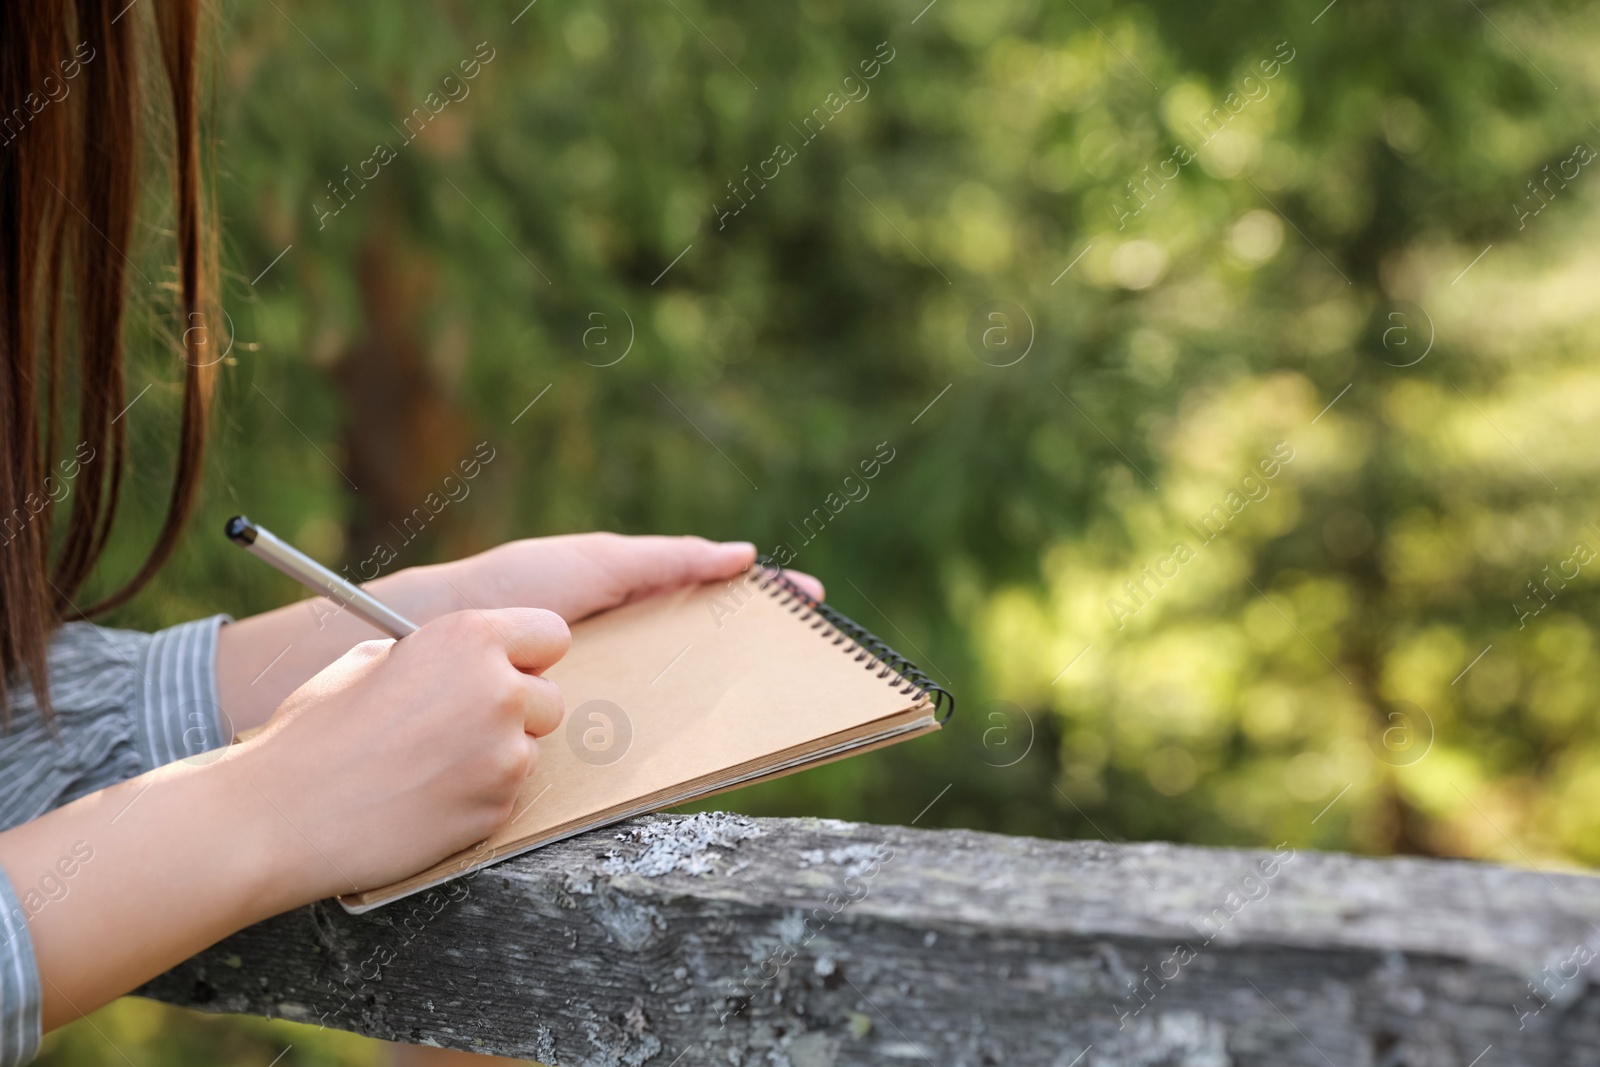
xmin=141 ymin=813 xmax=1600 ymax=1065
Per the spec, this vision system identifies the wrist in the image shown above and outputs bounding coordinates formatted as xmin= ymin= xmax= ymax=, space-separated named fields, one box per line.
xmin=368 ymin=560 xmax=470 ymax=625
xmin=190 ymin=745 xmax=324 ymax=919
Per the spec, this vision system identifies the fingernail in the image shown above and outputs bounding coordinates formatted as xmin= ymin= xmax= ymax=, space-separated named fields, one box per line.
xmin=722 ymin=541 xmax=756 ymax=557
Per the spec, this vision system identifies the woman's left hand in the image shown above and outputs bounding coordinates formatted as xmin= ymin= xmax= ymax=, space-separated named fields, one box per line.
xmin=416 ymin=533 xmax=822 ymax=623
xmin=217 ymin=532 xmax=823 ymax=733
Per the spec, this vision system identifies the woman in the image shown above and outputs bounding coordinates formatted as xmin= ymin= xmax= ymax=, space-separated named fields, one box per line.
xmin=0 ymin=4 xmax=814 ymax=1063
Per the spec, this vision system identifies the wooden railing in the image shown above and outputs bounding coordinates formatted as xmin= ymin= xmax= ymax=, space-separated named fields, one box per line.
xmin=142 ymin=812 xmax=1600 ymax=1065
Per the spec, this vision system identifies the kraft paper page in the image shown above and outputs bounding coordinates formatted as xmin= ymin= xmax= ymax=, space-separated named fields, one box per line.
xmin=343 ymin=570 xmax=937 ymax=910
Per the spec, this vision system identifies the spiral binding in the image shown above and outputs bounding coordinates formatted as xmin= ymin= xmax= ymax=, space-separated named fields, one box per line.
xmin=752 ymin=557 xmax=955 ymax=725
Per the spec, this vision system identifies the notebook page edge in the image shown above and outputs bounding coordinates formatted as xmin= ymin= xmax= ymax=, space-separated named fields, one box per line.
xmin=340 ymin=715 xmax=938 ymax=913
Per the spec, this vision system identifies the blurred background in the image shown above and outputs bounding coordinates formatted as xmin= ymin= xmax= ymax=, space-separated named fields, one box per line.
xmin=40 ymin=0 xmax=1600 ymax=1061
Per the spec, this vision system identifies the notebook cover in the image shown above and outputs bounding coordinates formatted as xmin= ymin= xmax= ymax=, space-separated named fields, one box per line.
xmin=341 ymin=564 xmax=948 ymax=911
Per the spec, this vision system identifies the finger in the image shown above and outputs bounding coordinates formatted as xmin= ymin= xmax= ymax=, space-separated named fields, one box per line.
xmin=495 ymin=608 xmax=571 ymax=673
xmin=585 ymin=534 xmax=757 ymax=596
xmin=437 ymin=607 xmax=571 ymax=673
xmin=518 ymin=674 xmax=564 ymax=738
xmin=783 ymin=569 xmax=825 ymax=601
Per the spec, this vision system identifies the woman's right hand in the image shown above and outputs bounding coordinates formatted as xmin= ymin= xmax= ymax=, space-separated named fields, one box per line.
xmin=5 ymin=607 xmax=570 ymax=1031
xmin=229 ymin=607 xmax=570 ymax=907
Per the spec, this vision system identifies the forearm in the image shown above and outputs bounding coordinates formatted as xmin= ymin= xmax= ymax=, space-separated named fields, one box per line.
xmin=216 ymin=564 xmax=463 ymax=731
xmin=0 ymin=753 xmax=298 ymax=1030
xmin=8 ymin=532 xmax=767 ymax=1036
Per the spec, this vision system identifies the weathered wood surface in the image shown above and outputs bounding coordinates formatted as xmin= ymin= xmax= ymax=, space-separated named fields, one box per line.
xmin=142 ymin=812 xmax=1600 ymax=1066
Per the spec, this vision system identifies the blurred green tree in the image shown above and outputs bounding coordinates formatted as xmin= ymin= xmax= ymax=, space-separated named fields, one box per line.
xmin=46 ymin=0 xmax=1600 ymax=1060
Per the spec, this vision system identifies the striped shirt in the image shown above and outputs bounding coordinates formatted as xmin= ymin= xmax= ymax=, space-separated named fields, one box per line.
xmin=0 ymin=616 xmax=228 ymax=1066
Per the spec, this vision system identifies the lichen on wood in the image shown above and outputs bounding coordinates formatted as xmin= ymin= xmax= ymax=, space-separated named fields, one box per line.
xmin=142 ymin=814 xmax=1600 ymax=1065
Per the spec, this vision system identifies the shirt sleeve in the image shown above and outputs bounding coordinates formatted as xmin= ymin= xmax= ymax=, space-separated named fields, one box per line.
xmin=135 ymin=616 xmax=235 ymax=769
xmin=0 ymin=614 xmax=230 ymax=1065
xmin=0 ymin=874 xmax=41 ymax=1067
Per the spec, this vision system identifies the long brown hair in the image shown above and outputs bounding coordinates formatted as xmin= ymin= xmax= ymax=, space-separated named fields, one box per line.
xmin=0 ymin=0 xmax=214 ymax=724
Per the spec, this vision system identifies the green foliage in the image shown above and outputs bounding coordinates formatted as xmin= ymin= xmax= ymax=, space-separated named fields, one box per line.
xmin=62 ymin=0 xmax=1600 ymax=1058
xmin=35 ymin=999 xmax=381 ymax=1065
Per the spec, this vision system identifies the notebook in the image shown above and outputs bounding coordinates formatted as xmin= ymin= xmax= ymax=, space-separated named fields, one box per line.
xmin=339 ymin=562 xmax=953 ymax=912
